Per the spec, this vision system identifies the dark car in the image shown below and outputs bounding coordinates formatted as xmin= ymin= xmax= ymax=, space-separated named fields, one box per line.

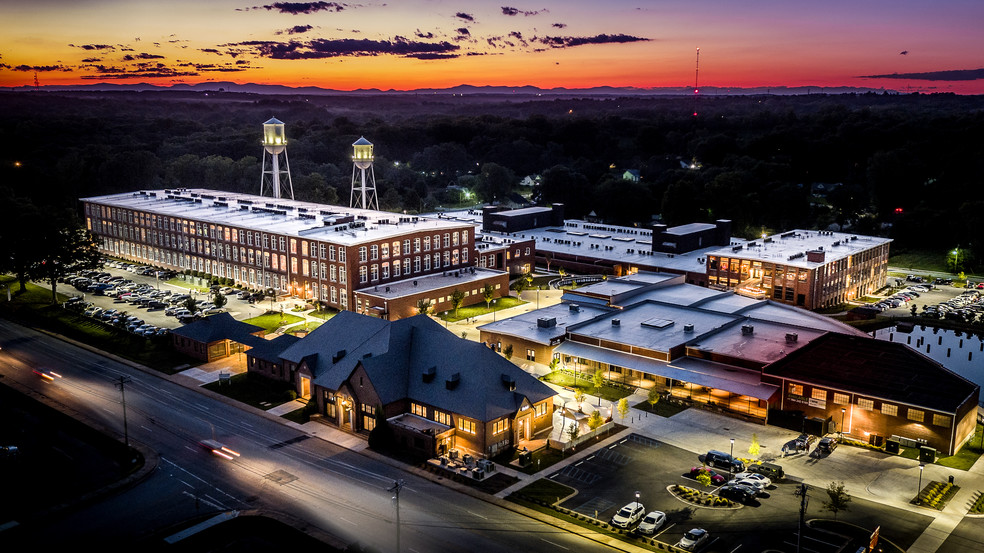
xmin=719 ymin=483 xmax=758 ymax=504
xmin=698 ymin=450 xmax=745 ymax=472
xmin=794 ymin=433 xmax=816 ymax=451
xmin=817 ymin=437 xmax=838 ymax=454
xmin=747 ymin=462 xmax=785 ymax=481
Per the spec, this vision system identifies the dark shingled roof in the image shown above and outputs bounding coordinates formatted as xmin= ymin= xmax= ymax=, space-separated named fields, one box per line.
xmin=170 ymin=312 xmax=265 ymax=347
xmin=764 ymin=332 xmax=978 ymax=412
xmin=279 ymin=311 xmax=555 ymax=421
xmin=247 ymin=333 xmax=301 ymax=364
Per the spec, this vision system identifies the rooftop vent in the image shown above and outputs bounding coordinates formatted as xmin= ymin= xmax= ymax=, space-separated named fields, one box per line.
xmin=785 ymin=332 xmax=799 ymax=343
xmin=684 ymin=323 xmax=695 ymax=333
xmin=422 ymin=366 xmax=436 ymax=383
xmin=612 ymin=319 xmax=621 ymax=326
xmin=569 ymin=304 xmax=581 ymax=313
xmin=741 ymin=324 xmax=754 ymax=336
xmin=446 ymin=372 xmax=460 ymax=390
xmin=332 ymin=349 xmax=346 ymax=363
xmin=537 ymin=317 xmax=557 ymax=328
xmin=501 ymin=373 xmax=516 ymax=391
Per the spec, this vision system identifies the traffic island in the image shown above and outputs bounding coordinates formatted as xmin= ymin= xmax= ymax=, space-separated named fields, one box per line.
xmin=912 ymin=480 xmax=960 ymax=510
xmin=668 ymin=484 xmax=741 ymax=509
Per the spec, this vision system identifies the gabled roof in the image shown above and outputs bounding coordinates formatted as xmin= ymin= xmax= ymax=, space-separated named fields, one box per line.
xmin=764 ymin=333 xmax=978 ymax=412
xmin=171 ymin=312 xmax=265 ymax=346
xmin=281 ymin=312 xmax=555 ymax=421
xmin=246 ymin=333 xmax=300 ymax=363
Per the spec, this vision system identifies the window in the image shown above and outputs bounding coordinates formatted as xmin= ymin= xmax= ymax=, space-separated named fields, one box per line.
xmin=811 ymin=389 xmax=827 ymax=401
xmin=414 ymin=237 xmax=421 ymax=252
xmin=933 ymin=414 xmax=951 ymax=427
xmin=907 ymin=409 xmax=924 ymax=422
xmin=457 ymin=418 xmax=476 ymax=434
xmin=789 ymin=384 xmax=804 ymax=396
xmin=833 ymin=393 xmax=850 ymax=405
xmin=363 ymin=415 xmax=376 ymax=432
xmin=411 ymin=403 xmax=426 ymax=417
xmin=370 ymin=245 xmax=378 ymax=260
xmin=535 ymin=402 xmax=548 ymax=417
xmin=857 ymin=398 xmax=874 ymax=411
xmin=526 ymin=349 xmax=535 ymax=362
xmin=381 ymin=243 xmax=389 ymax=259
xmin=423 ymin=236 xmax=430 ymax=251
xmin=881 ymin=403 xmax=898 ymax=417
xmin=359 ymin=246 xmax=367 ymax=262
xmin=359 ymin=266 xmax=368 ymax=283
xmin=493 ymin=419 xmax=509 ymax=435
xmin=370 ymin=264 xmax=379 ymax=281
xmin=443 ymin=233 xmax=450 ymax=248
xmin=434 ymin=411 xmax=451 ymax=426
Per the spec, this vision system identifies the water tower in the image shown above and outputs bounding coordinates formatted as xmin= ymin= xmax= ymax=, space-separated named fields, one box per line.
xmin=350 ymin=136 xmax=378 ymax=210
xmin=260 ymin=117 xmax=294 ymax=200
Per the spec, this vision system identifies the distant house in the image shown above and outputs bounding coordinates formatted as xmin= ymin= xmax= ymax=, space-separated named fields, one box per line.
xmin=622 ymin=169 xmax=641 ymax=182
xmin=253 ymin=311 xmax=557 ymax=458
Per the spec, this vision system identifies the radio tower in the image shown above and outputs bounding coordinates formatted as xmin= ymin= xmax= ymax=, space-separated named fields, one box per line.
xmin=34 ymin=71 xmax=40 ymax=92
xmin=693 ymin=47 xmax=700 ymax=117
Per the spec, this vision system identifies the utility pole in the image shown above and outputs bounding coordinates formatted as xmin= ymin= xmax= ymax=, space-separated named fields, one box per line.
xmin=795 ymin=483 xmax=808 ymax=553
xmin=389 ymin=479 xmax=405 ymax=553
xmin=115 ymin=375 xmax=133 ymax=447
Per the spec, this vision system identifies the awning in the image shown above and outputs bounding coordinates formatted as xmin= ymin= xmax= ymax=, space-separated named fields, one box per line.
xmin=555 ymin=341 xmax=779 ymax=401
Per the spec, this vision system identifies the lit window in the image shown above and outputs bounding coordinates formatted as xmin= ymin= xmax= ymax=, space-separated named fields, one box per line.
xmin=833 ymin=393 xmax=850 ymax=405
xmin=907 ymin=409 xmax=924 ymax=422
xmin=457 ymin=418 xmax=476 ymax=434
xmin=933 ymin=414 xmax=951 ymax=427
xmin=857 ymin=398 xmax=874 ymax=411
xmin=811 ymin=389 xmax=827 ymax=401
xmin=881 ymin=403 xmax=898 ymax=417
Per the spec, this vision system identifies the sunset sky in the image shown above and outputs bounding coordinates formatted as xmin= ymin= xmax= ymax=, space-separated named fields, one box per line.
xmin=3 ymin=0 xmax=983 ymax=93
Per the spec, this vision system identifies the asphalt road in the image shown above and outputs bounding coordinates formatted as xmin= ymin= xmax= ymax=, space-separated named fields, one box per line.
xmin=0 ymin=319 xmax=621 ymax=552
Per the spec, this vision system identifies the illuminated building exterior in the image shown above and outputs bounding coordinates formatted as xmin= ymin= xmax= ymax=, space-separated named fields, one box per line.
xmin=80 ymin=188 xmax=507 ymax=318
xmin=705 ymin=229 xmax=892 ymax=309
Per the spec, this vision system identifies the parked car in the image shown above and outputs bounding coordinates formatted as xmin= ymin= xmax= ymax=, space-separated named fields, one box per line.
xmin=690 ymin=466 xmax=726 ymax=485
xmin=732 ymin=472 xmax=771 ymax=489
xmin=746 ymin=462 xmax=784 ymax=481
xmin=793 ymin=433 xmax=816 ymax=451
xmin=677 ymin=528 xmax=710 ymax=551
xmin=719 ymin=483 xmax=757 ymax=504
xmin=611 ymin=501 xmax=645 ymax=528
xmin=636 ymin=511 xmax=666 ymax=535
xmin=817 ymin=437 xmax=838 ymax=454
xmin=698 ymin=450 xmax=745 ymax=472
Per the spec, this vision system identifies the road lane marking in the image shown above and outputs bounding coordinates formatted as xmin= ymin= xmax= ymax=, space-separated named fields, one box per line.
xmin=539 ymin=538 xmax=569 ymax=550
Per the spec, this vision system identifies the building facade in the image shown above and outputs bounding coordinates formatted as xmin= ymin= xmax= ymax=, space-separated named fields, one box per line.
xmin=81 ymin=188 xmax=508 ymax=316
xmin=705 ymin=229 xmax=892 ymax=309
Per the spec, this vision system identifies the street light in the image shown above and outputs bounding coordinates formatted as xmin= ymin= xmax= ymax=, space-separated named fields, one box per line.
xmin=729 ymin=438 xmax=735 ymax=476
xmin=389 ymin=479 xmax=405 ymax=553
xmin=841 ymin=408 xmax=846 ymax=435
xmin=635 ymin=490 xmax=640 ymax=506
xmin=917 ymin=464 xmax=925 ymax=504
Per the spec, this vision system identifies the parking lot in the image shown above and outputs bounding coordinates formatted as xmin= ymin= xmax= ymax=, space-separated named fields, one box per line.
xmin=872 ymin=280 xmax=982 ymax=321
xmin=544 ymin=432 xmax=929 ymax=552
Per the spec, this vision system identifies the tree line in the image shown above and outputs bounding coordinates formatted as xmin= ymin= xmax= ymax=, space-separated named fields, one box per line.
xmin=1 ymin=90 xmax=982 ymax=269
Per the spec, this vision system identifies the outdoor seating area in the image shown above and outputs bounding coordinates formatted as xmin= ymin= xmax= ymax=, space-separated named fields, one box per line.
xmin=427 ymin=449 xmax=498 ymax=481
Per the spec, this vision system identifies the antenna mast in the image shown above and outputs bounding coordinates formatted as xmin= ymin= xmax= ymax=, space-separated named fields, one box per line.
xmin=693 ymin=47 xmax=700 ymax=117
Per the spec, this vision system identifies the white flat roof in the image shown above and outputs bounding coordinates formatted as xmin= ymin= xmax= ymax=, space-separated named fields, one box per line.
xmin=706 ymin=229 xmax=891 ymax=269
xmin=82 ymin=188 xmax=474 ymax=245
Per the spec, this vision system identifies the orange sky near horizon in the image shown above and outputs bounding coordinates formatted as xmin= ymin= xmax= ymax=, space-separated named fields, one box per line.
xmin=2 ymin=0 xmax=983 ymax=94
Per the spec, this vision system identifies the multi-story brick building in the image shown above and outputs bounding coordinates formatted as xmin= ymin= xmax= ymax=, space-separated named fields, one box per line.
xmin=80 ymin=188 xmax=510 ymax=317
xmin=705 ymin=229 xmax=892 ymax=310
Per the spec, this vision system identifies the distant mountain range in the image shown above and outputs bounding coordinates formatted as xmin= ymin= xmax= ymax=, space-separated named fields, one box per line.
xmin=7 ymin=81 xmax=896 ymax=96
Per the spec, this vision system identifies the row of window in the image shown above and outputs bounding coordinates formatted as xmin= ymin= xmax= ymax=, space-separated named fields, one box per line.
xmin=358 ymin=233 xmax=470 ymax=263
xmin=790 ymin=384 xmax=952 ymax=428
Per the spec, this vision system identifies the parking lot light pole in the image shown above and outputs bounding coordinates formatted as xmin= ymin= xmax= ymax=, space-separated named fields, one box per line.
xmin=840 ymin=408 xmax=846 ymax=435
xmin=635 ymin=490 xmax=640 ymax=506
xmin=917 ymin=464 xmax=925 ymax=504
xmin=730 ymin=438 xmax=735 ymax=476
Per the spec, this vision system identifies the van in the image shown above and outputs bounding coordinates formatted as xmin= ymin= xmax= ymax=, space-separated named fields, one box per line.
xmin=698 ymin=450 xmax=745 ymax=472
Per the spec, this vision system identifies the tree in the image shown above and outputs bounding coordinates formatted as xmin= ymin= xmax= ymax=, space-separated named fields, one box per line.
xmin=212 ymin=290 xmax=228 ymax=309
xmin=566 ymin=421 xmax=580 ymax=442
xmin=416 ymin=298 xmax=432 ymax=316
xmin=33 ymin=217 xmax=102 ymax=304
xmin=503 ymin=343 xmax=513 ymax=360
xmin=587 ymin=410 xmax=604 ymax=431
xmin=593 ymin=368 xmax=605 ymax=390
xmin=482 ymin=282 xmax=495 ymax=311
xmin=183 ymin=296 xmax=199 ymax=314
xmin=450 ymin=288 xmax=465 ymax=317
xmin=574 ymin=388 xmax=585 ymax=409
xmin=473 ymin=162 xmax=516 ymax=204
xmin=748 ymin=434 xmax=761 ymax=457
xmin=647 ymin=387 xmax=661 ymax=412
xmin=821 ymin=481 xmax=852 ymax=520
xmin=617 ymin=398 xmax=629 ymax=422
xmin=694 ymin=470 xmax=712 ymax=488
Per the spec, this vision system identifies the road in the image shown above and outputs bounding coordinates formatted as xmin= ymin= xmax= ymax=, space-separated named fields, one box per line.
xmin=0 ymin=319 xmax=620 ymax=552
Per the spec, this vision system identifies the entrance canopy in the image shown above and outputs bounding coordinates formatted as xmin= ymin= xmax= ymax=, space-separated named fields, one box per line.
xmin=556 ymin=341 xmax=779 ymax=401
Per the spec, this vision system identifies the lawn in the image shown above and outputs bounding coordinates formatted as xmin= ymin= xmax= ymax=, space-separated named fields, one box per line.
xmin=204 ymin=372 xmax=296 ymax=410
xmin=509 ymin=478 xmax=576 ymax=504
xmin=634 ymin=398 xmax=690 ymax=418
xmin=242 ymin=311 xmax=305 ymax=333
xmin=540 ymin=370 xmax=635 ymax=403
xmin=438 ymin=296 xmax=526 ymax=322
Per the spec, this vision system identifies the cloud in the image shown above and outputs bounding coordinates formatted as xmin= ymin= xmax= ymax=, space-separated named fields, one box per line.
xmin=859 ymin=68 xmax=984 ymax=81
xmin=552 ymin=23 xmax=566 ymax=29
xmin=276 ymin=24 xmax=315 ymax=35
xmin=532 ymin=33 xmax=649 ymax=48
xmin=69 ymin=43 xmax=115 ymax=51
xmin=455 ymin=12 xmax=474 ymax=22
xmin=241 ymin=2 xmax=347 ymax=14
xmin=12 ymin=64 xmax=71 ymax=72
xmin=122 ymin=53 xmax=166 ymax=61
xmin=501 ymin=6 xmax=545 ymax=16
xmin=415 ymin=29 xmax=434 ymax=39
xmin=455 ymin=28 xmax=471 ymax=37
xmin=227 ymin=37 xmax=461 ymax=59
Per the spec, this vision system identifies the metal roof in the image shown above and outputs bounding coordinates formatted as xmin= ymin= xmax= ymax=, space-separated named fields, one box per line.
xmin=705 ymin=229 xmax=891 ymax=269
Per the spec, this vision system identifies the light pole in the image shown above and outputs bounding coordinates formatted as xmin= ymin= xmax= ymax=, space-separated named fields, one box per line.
xmin=729 ymin=438 xmax=735 ymax=476
xmin=840 ymin=408 xmax=846 ymax=435
xmin=916 ymin=464 xmax=925 ymax=504
xmin=635 ymin=490 xmax=640 ymax=507
xmin=389 ymin=479 xmax=405 ymax=553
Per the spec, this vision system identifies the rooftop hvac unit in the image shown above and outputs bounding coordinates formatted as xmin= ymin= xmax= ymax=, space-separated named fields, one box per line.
xmin=422 ymin=366 xmax=436 ymax=383
xmin=684 ymin=323 xmax=695 ymax=333
xmin=446 ymin=373 xmax=461 ymax=390
xmin=741 ymin=324 xmax=754 ymax=335
xmin=785 ymin=332 xmax=799 ymax=343
xmin=569 ymin=304 xmax=581 ymax=312
xmin=501 ymin=374 xmax=516 ymax=391
xmin=612 ymin=319 xmax=621 ymax=326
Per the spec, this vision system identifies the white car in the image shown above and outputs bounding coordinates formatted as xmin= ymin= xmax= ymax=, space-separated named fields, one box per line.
xmin=678 ymin=528 xmax=710 ymax=551
xmin=636 ymin=511 xmax=666 ymax=535
xmin=611 ymin=501 xmax=645 ymax=528
xmin=732 ymin=472 xmax=771 ymax=489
